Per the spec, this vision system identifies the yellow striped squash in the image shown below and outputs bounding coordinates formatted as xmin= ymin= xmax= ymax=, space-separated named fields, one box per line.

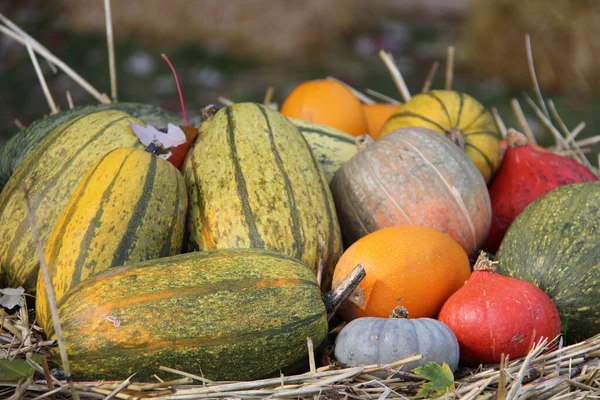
xmin=378 ymin=90 xmax=502 ymax=182
xmin=289 ymin=118 xmax=358 ymax=183
xmin=49 ymin=248 xmax=328 ymax=381
xmin=0 ymin=110 xmax=144 ymax=292
xmin=183 ymin=103 xmax=343 ymax=289
xmin=36 ymin=147 xmax=187 ymax=332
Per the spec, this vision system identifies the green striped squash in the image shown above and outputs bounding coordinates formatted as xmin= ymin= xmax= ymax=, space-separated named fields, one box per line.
xmin=183 ymin=103 xmax=343 ymax=289
xmin=378 ymin=90 xmax=501 ymax=183
xmin=0 ymin=110 xmax=145 ymax=292
xmin=36 ymin=147 xmax=187 ymax=332
xmin=0 ymin=102 xmax=181 ymax=191
xmin=497 ymin=182 xmax=600 ymax=342
xmin=48 ymin=248 xmax=328 ymax=381
xmin=289 ymin=118 xmax=357 ymax=183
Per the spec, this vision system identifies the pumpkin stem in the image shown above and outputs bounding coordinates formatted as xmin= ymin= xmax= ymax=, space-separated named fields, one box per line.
xmin=473 ymin=251 xmax=498 ymax=272
xmin=161 ymin=53 xmax=188 ymax=127
xmin=506 ymin=128 xmax=529 ymax=148
xmin=322 ymin=263 xmax=366 ymax=321
xmin=390 ymin=305 xmax=409 ymax=319
xmin=202 ymin=104 xmax=219 ymax=122
xmin=355 ymin=135 xmax=374 ymax=152
xmin=447 ymin=127 xmax=466 ymax=151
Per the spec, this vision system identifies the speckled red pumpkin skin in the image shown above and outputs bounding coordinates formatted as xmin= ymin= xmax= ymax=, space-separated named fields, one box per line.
xmin=483 ymin=139 xmax=598 ymax=254
xmin=438 ymin=268 xmax=561 ymax=366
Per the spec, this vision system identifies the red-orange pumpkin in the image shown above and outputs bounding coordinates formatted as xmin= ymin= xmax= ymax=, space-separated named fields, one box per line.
xmin=280 ymin=79 xmax=368 ymax=137
xmin=330 ymin=127 xmax=492 ymax=255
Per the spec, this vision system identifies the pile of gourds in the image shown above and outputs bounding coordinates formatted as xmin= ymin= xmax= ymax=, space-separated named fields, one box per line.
xmin=0 ymin=75 xmax=597 ymax=383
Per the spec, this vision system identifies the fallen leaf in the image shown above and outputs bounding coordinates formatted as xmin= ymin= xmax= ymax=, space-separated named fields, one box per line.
xmin=0 ymin=287 xmax=25 ymax=310
xmin=0 ymin=355 xmax=41 ymax=382
xmin=413 ymin=362 xmax=455 ymax=398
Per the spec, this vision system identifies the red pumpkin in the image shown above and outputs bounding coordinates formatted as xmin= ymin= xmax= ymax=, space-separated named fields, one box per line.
xmin=438 ymin=253 xmax=561 ymax=366
xmin=483 ymin=129 xmax=598 ymax=254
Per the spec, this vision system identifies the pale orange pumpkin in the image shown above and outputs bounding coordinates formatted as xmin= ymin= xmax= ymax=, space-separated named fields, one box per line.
xmin=330 ymin=127 xmax=492 ymax=256
xmin=280 ymin=79 xmax=368 ymax=137
xmin=362 ymin=103 xmax=401 ymax=139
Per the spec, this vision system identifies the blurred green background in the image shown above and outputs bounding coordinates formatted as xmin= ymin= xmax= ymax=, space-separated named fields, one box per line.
xmin=1 ymin=0 xmax=599 ymax=163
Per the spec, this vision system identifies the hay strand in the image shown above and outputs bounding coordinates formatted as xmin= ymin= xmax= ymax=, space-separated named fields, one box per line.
xmin=525 ymin=34 xmax=549 ymax=119
xmin=66 ymin=90 xmax=74 ymax=110
xmin=22 ymin=180 xmax=79 ymax=400
xmin=422 ymin=61 xmax=440 ymax=93
xmin=0 ymin=14 xmax=110 ymax=104
xmin=445 ymin=46 xmax=455 ymax=91
xmin=326 ymin=76 xmax=375 ymax=104
xmin=104 ymin=374 xmax=136 ymax=400
xmin=492 ymin=107 xmax=508 ymax=138
xmin=263 ymin=86 xmax=274 ymax=105
xmin=510 ymin=98 xmax=536 ymax=143
xmin=217 ymin=97 xmax=233 ymax=106
xmin=104 ymin=0 xmax=118 ymax=103
xmin=25 ymin=38 xmax=57 ymax=115
xmin=365 ymin=89 xmax=401 ymax=104
xmin=378 ymin=50 xmax=411 ymax=102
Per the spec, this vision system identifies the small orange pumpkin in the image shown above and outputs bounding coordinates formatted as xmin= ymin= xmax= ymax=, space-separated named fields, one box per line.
xmin=280 ymin=79 xmax=368 ymax=137
xmin=362 ymin=103 xmax=401 ymax=139
xmin=332 ymin=225 xmax=471 ymax=320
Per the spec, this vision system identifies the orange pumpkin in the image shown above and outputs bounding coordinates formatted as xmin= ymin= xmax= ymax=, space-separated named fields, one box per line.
xmin=362 ymin=103 xmax=401 ymax=138
xmin=330 ymin=127 xmax=492 ymax=256
xmin=332 ymin=225 xmax=471 ymax=320
xmin=280 ymin=79 xmax=368 ymax=137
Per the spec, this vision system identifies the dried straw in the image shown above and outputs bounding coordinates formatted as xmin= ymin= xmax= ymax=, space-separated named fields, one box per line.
xmin=422 ymin=61 xmax=440 ymax=93
xmin=104 ymin=0 xmax=118 ymax=103
xmin=326 ymin=76 xmax=375 ymax=104
xmin=378 ymin=50 xmax=411 ymax=102
xmin=0 ymin=13 xmax=110 ymax=104
xmin=445 ymin=46 xmax=455 ymax=91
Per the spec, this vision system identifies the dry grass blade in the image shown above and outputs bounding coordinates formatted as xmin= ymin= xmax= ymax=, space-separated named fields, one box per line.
xmin=326 ymin=76 xmax=375 ymax=104
xmin=272 ymin=367 xmax=363 ymax=398
xmin=8 ymin=376 xmax=33 ymax=400
xmin=525 ymin=34 xmax=550 ymax=119
xmin=378 ymin=50 xmax=411 ymax=102
xmin=217 ymin=96 xmax=233 ymax=106
xmin=263 ymin=86 xmax=274 ymax=105
xmin=506 ymin=338 xmax=549 ymax=399
xmin=103 ymin=374 xmax=136 ymax=400
xmin=565 ymin=122 xmax=586 ymax=143
xmin=104 ymin=0 xmax=117 ymax=103
xmin=524 ymin=94 xmax=568 ymax=150
xmin=13 ymin=119 xmax=25 ymax=130
xmin=445 ymin=46 xmax=455 ymax=91
xmin=22 ymin=180 xmax=80 ymax=400
xmin=0 ymin=14 xmax=110 ymax=104
xmin=25 ymin=39 xmax=58 ymax=115
xmin=66 ymin=90 xmax=74 ymax=110
xmin=128 ymin=377 xmax=191 ymax=392
xmin=365 ymin=89 xmax=401 ymax=104
xmin=491 ymin=107 xmax=507 ymax=138
xmin=158 ymin=366 xmax=213 ymax=384
xmin=422 ymin=61 xmax=440 ymax=93
xmin=510 ymin=98 xmax=536 ymax=143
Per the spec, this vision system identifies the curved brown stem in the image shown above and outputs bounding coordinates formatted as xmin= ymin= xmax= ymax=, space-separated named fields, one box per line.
xmin=322 ymin=264 xmax=366 ymax=321
xmin=447 ymin=127 xmax=466 ymax=151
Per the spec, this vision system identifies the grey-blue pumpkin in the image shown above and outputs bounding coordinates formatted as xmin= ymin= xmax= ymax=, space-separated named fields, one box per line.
xmin=334 ymin=317 xmax=460 ymax=372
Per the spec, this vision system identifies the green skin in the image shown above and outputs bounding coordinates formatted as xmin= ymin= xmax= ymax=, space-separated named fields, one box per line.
xmin=49 ymin=249 xmax=328 ymax=382
xmin=183 ymin=103 xmax=343 ymax=290
xmin=0 ymin=109 xmax=145 ymax=292
xmin=497 ymin=181 xmax=600 ymax=343
xmin=0 ymin=102 xmax=181 ymax=191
